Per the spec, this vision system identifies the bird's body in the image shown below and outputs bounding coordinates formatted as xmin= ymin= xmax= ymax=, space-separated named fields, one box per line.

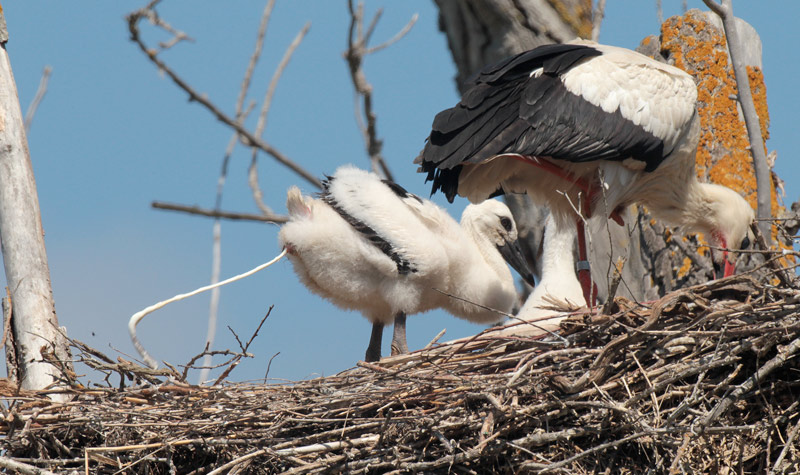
xmin=279 ymin=165 xmax=533 ymax=361
xmin=419 ymin=40 xmax=754 ymax=278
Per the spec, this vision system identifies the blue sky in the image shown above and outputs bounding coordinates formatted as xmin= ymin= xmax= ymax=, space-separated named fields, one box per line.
xmin=3 ymin=1 xmax=798 ymax=384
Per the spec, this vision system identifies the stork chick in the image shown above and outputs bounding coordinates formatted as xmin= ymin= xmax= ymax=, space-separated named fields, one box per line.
xmin=279 ymin=165 xmax=534 ymax=362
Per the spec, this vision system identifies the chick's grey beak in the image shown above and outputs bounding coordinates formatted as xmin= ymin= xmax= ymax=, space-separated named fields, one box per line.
xmin=498 ymin=238 xmax=536 ymax=286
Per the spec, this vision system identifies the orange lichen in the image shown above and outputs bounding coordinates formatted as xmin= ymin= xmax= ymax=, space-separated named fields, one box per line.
xmin=547 ymin=0 xmax=593 ymax=39
xmin=677 ymin=257 xmax=693 ymax=278
xmin=658 ymin=11 xmax=784 ymax=243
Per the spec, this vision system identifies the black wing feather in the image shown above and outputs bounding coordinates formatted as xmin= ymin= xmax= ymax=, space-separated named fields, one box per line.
xmin=321 ymin=175 xmax=417 ymax=275
xmin=418 ymin=43 xmax=668 ymax=201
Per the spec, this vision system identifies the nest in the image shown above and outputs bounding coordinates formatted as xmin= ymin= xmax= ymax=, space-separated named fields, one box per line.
xmin=2 ymin=273 xmax=800 ymax=474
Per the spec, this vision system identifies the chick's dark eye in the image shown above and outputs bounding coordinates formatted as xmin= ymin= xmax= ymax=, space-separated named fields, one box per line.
xmin=500 ymin=216 xmax=512 ymax=231
xmin=740 ymin=236 xmax=751 ymax=249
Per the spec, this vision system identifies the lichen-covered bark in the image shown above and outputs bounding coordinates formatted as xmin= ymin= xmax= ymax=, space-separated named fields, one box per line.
xmin=637 ymin=10 xmax=786 ymax=291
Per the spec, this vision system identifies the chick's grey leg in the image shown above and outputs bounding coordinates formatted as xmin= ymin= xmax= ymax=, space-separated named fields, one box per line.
xmin=365 ymin=322 xmax=383 ymax=362
xmin=390 ymin=312 xmax=409 ymax=356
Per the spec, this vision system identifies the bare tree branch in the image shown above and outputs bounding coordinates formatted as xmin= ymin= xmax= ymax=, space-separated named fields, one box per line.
xmin=235 ymin=0 xmax=276 ymax=118
xmin=152 ymin=201 xmax=287 ymax=223
xmin=656 ymin=0 xmax=664 ymax=26
xmin=345 ymin=1 xmax=417 ymax=181
xmin=126 ymin=5 xmax=322 ymax=189
xmin=591 ymin=0 xmax=607 ymax=42
xmin=23 ymin=66 xmax=52 ymax=134
xmin=248 ymin=22 xmax=311 ymax=216
xmin=701 ymin=0 xmax=772 ymax=242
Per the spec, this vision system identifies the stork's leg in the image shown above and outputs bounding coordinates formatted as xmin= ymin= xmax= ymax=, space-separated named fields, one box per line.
xmin=575 ymin=219 xmax=598 ymax=309
xmin=390 ymin=312 xmax=409 ymax=356
xmin=365 ymin=322 xmax=383 ymax=362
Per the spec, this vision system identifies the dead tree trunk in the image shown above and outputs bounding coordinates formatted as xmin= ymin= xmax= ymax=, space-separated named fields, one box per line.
xmin=0 ymin=12 xmax=69 ymax=396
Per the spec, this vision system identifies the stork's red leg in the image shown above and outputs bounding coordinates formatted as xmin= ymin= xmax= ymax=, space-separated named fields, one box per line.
xmin=576 ymin=219 xmax=597 ymax=309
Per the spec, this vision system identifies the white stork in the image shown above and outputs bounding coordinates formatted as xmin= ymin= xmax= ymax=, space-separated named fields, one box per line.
xmin=418 ymin=40 xmax=754 ymax=299
xmin=278 ymin=165 xmax=534 ymax=362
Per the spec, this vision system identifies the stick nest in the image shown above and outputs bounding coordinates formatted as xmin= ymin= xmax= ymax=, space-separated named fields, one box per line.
xmin=2 ymin=275 xmax=800 ymax=474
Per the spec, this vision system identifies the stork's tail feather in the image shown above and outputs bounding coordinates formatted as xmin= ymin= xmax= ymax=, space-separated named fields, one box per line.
xmin=286 ymin=186 xmax=312 ymax=219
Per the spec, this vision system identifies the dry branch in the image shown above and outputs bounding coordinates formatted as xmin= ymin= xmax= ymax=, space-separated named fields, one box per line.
xmin=345 ymin=1 xmax=417 ymax=181
xmin=702 ymin=0 xmax=772 ymax=241
xmin=151 ymin=201 xmax=287 ymax=223
xmin=126 ymin=3 xmax=321 ymax=189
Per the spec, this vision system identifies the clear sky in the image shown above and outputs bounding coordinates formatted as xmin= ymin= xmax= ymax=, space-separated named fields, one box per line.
xmin=3 ymin=1 xmax=798 ymax=385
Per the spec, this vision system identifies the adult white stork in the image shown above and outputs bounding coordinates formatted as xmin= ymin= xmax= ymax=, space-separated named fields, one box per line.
xmin=512 ymin=215 xmax=584 ymax=335
xmin=418 ymin=40 xmax=754 ymax=300
xmin=278 ymin=165 xmax=534 ymax=362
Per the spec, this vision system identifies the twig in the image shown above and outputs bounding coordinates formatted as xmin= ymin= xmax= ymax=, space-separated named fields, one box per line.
xmin=0 ymin=455 xmax=59 ymax=475
xmin=23 ymin=66 xmax=52 ymax=134
xmin=199 ymin=0 xmax=275 ymax=387
xmin=702 ymin=336 xmax=800 ymax=429
xmin=248 ymin=21 xmax=311 ymax=216
xmin=602 ymin=257 xmax=625 ymax=314
xmin=206 ymin=448 xmax=268 ymax=475
xmin=126 ymin=6 xmax=321 ymax=189
xmin=423 ymin=329 xmax=447 ymax=349
xmin=751 ymin=222 xmax=796 ymax=287
xmin=151 ymin=201 xmax=286 ymax=223
xmin=274 ymin=434 xmax=379 ymax=456
xmin=770 ymin=415 xmax=800 ymax=475
xmin=128 ymin=249 xmax=287 ymax=369
xmin=345 ymin=1 xmax=416 ymax=181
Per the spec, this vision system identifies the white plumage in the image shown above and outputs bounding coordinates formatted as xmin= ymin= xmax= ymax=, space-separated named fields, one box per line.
xmin=497 ymin=215 xmax=584 ymax=337
xmin=278 ymin=165 xmax=533 ymax=362
xmin=516 ymin=215 xmax=584 ymax=333
xmin=419 ymin=40 xmax=754 ymax=284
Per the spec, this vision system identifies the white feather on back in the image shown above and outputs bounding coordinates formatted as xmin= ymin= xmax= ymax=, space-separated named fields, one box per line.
xmin=562 ymin=41 xmax=697 ymax=154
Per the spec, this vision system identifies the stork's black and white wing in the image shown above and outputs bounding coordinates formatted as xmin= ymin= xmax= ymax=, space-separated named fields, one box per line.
xmin=418 ymin=41 xmax=698 ymax=202
xmin=321 ymin=166 xmax=453 ymax=277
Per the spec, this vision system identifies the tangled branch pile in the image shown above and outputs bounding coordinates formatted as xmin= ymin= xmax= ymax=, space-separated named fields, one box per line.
xmin=1 ymin=274 xmax=799 ymax=474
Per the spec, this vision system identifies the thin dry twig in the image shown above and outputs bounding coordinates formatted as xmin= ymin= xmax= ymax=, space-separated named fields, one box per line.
xmin=199 ymin=0 xmax=276 ymax=386
xmin=345 ymin=1 xmax=417 ymax=181
xmin=23 ymin=66 xmax=52 ymax=134
xmin=126 ymin=4 xmax=321 ymax=189
xmin=151 ymin=201 xmax=287 ymax=223
xmin=248 ymin=21 xmax=311 ymax=216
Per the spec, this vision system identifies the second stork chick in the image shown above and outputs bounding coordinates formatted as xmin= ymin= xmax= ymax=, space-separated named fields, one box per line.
xmin=279 ymin=165 xmax=534 ymax=362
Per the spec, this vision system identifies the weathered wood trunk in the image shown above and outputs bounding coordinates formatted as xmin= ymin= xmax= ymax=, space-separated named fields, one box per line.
xmin=0 ymin=15 xmax=69 ymax=396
